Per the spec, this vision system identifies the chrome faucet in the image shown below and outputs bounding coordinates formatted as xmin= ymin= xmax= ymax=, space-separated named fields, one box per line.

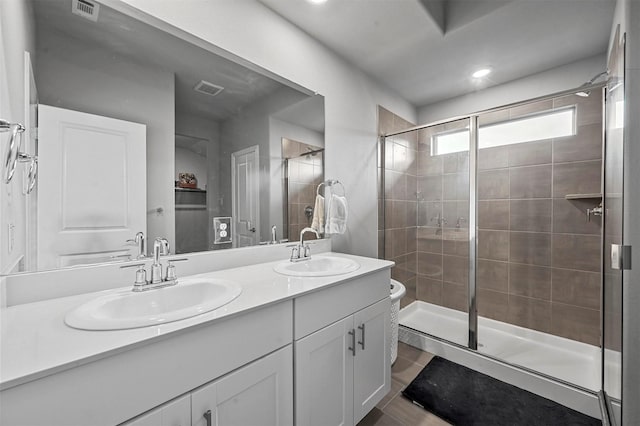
xmin=290 ymin=227 xmax=319 ymax=262
xmin=271 ymin=225 xmax=278 ymax=244
xmin=126 ymin=231 xmax=146 ymax=259
xmin=121 ymin=237 xmax=188 ymax=292
xmin=150 ymin=238 xmax=170 ymax=283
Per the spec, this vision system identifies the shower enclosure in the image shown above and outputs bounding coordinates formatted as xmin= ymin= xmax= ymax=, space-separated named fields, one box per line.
xmin=380 ymin=81 xmax=623 ymax=422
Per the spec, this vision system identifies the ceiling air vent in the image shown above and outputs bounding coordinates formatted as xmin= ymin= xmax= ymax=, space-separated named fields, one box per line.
xmin=71 ymin=0 xmax=100 ymax=22
xmin=193 ymin=80 xmax=225 ymax=97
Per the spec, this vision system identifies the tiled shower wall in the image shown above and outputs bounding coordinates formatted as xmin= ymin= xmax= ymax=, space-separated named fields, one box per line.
xmin=474 ymin=92 xmax=603 ymax=346
xmin=283 ymin=138 xmax=323 ymax=242
xmin=378 ymin=107 xmax=417 ymax=308
xmin=379 ymin=91 xmax=603 ymax=346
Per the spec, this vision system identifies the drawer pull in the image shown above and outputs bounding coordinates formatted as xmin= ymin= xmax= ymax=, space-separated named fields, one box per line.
xmin=358 ymin=324 xmax=365 ymax=350
xmin=348 ymin=329 xmax=356 ymax=356
xmin=203 ymin=409 xmax=212 ymax=426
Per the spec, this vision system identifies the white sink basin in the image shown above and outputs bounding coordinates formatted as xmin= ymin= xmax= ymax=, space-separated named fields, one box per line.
xmin=273 ymin=255 xmax=360 ymax=277
xmin=64 ymin=278 xmax=242 ymax=330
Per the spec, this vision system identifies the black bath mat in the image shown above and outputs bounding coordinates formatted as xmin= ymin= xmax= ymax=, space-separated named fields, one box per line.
xmin=402 ymin=356 xmax=601 ymax=426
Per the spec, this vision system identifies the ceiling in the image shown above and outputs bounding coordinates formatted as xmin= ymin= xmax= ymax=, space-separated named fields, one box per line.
xmin=259 ymin=0 xmax=616 ymax=107
xmin=32 ymin=0 xmax=306 ymax=122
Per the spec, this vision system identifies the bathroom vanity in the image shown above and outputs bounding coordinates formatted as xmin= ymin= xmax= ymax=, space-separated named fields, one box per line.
xmin=0 ymin=252 xmax=392 ymax=426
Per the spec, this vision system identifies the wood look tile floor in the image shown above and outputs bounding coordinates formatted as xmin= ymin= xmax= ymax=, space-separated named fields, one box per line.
xmin=357 ymin=342 xmax=452 ymax=426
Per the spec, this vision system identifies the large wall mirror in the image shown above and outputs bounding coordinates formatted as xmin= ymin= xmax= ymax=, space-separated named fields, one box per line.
xmin=9 ymin=0 xmax=325 ymax=273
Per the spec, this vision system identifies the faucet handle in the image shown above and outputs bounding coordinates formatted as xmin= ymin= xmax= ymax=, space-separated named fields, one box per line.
xmin=120 ymin=263 xmax=147 ymax=285
xmin=165 ymin=258 xmax=188 ymax=281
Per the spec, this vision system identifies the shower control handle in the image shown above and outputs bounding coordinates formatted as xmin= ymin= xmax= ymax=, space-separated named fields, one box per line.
xmin=348 ymin=329 xmax=356 ymax=356
xmin=358 ymin=324 xmax=365 ymax=350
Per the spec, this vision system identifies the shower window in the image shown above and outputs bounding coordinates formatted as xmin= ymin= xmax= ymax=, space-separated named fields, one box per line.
xmin=432 ymin=107 xmax=576 ymax=156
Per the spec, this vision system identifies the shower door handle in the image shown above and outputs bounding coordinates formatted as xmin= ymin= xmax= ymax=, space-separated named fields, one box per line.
xmin=358 ymin=324 xmax=365 ymax=350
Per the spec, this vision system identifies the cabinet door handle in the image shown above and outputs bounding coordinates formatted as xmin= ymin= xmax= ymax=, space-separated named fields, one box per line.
xmin=348 ymin=329 xmax=356 ymax=356
xmin=203 ymin=409 xmax=212 ymax=426
xmin=358 ymin=324 xmax=365 ymax=350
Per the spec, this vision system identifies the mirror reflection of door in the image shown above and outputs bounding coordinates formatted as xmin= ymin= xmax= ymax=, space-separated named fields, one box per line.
xmin=37 ymin=105 xmax=146 ymax=269
xmin=282 ymin=138 xmax=324 ymax=242
xmin=232 ymin=146 xmax=260 ymax=248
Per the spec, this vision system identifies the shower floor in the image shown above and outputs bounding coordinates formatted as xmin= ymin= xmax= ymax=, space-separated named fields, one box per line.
xmin=399 ymin=301 xmax=621 ymax=399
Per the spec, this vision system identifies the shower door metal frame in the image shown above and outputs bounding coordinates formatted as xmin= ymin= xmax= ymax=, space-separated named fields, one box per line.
xmin=468 ymin=116 xmax=478 ymax=350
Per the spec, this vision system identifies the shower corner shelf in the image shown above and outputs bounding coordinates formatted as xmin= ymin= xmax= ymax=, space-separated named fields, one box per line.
xmin=564 ymin=193 xmax=602 ymax=200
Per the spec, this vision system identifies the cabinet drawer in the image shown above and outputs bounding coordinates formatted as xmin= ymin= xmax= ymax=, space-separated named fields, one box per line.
xmin=294 ymin=269 xmax=390 ymax=340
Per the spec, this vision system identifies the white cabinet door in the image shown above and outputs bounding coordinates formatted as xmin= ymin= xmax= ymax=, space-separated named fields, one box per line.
xmin=295 ymin=316 xmax=354 ymax=426
xmin=353 ymin=298 xmax=391 ymax=424
xmin=124 ymin=394 xmax=190 ymax=426
xmin=191 ymin=345 xmax=293 ymax=426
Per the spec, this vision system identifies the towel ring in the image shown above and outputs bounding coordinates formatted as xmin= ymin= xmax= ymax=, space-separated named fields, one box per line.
xmin=316 ymin=179 xmax=346 ymax=197
xmin=1 ymin=119 xmax=26 ymax=184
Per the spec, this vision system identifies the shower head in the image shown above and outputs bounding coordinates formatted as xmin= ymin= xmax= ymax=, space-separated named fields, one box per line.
xmin=576 ymin=70 xmax=608 ymax=97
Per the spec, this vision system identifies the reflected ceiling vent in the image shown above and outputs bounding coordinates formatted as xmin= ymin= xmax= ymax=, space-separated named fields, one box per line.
xmin=193 ymin=80 xmax=225 ymax=97
xmin=71 ymin=0 xmax=100 ymax=22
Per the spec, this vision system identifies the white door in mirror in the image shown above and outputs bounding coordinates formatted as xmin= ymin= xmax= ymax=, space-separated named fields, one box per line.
xmin=64 ymin=278 xmax=242 ymax=330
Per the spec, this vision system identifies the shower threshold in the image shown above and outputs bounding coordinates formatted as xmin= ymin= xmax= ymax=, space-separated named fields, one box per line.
xmin=399 ymin=301 xmax=620 ymax=400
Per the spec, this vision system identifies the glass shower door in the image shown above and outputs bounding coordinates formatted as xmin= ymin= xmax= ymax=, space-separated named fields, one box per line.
xmin=602 ymin=25 xmax=624 ymax=423
xmin=412 ymin=118 xmax=471 ymax=346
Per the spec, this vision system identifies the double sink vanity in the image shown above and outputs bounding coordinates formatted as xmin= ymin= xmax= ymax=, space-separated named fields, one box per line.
xmin=0 ymin=244 xmax=393 ymax=426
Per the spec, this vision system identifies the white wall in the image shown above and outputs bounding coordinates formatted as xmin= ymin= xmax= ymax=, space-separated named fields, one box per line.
xmin=0 ymin=0 xmax=35 ymax=274
xmin=417 ymin=54 xmax=607 ymax=123
xmin=35 ymin=31 xmax=176 ymax=249
xmin=111 ymin=0 xmax=417 ymax=258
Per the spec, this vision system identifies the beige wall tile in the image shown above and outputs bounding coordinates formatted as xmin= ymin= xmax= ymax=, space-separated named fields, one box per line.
xmin=510 ymin=232 xmax=551 ymax=266
xmin=443 ymin=255 xmax=468 ymax=285
xmin=508 ymin=140 xmax=552 ymax=167
xmin=554 ymin=122 xmax=602 ymax=163
xmin=417 ymin=276 xmax=443 ymax=305
xmin=477 ymin=259 xmax=509 ymax=292
xmin=510 ymin=165 xmax=552 ymax=198
xmin=478 ymin=146 xmax=509 ymax=170
xmin=417 ymin=252 xmax=443 ymax=279
xmin=509 ymin=263 xmax=551 ymax=300
xmin=510 ymin=199 xmax=552 ymax=232
xmin=508 ymin=295 xmax=552 ymax=333
xmin=552 ymin=268 xmax=601 ymax=310
xmin=442 ymin=281 xmax=468 ymax=312
xmin=478 ymin=289 xmax=509 ymax=322
xmin=551 ymin=303 xmax=600 ymax=346
xmin=552 ymin=199 xmax=601 ymax=235
xmin=552 ymin=234 xmax=600 ymax=272
xmin=417 ymin=226 xmax=442 ymax=254
xmin=552 ymin=160 xmax=602 ymax=198
xmin=478 ymin=169 xmax=510 ymax=199
xmin=478 ymin=200 xmax=509 ymax=230
xmin=478 ymin=230 xmax=509 ymax=261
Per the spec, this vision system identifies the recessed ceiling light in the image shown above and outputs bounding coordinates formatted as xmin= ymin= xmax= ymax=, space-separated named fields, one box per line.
xmin=472 ymin=68 xmax=492 ymax=78
xmin=306 ymin=0 xmax=328 ymax=4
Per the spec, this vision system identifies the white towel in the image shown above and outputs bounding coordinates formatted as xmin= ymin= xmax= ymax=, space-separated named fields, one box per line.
xmin=311 ymin=194 xmax=325 ymax=233
xmin=326 ymin=194 xmax=348 ymax=234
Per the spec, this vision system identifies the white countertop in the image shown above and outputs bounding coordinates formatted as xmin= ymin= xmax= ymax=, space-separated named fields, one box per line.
xmin=0 ymin=253 xmax=393 ymax=391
